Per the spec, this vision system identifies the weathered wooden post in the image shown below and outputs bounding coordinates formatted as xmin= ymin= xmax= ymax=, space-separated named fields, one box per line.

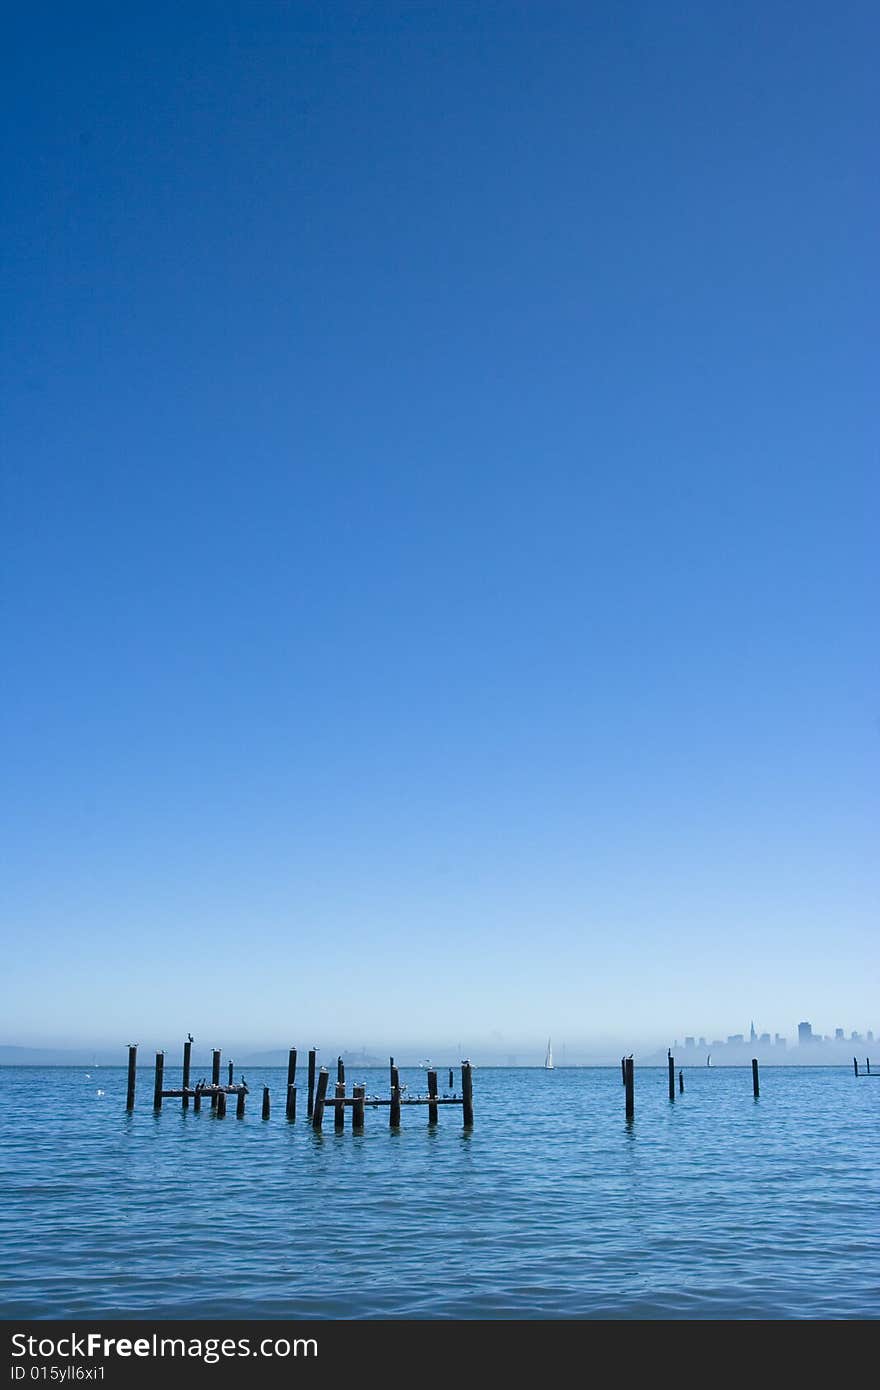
xmin=236 ymin=1087 xmax=246 ymax=1118
xmin=448 ymin=1068 xmax=453 ymax=1088
xmin=854 ymin=1056 xmax=859 ymax=1076
xmin=307 ymin=1049 xmax=317 ymax=1118
xmin=868 ymin=1058 xmax=872 ymax=1074
xmin=153 ymin=1052 xmax=164 ymax=1110
xmin=624 ymin=1057 xmax=634 ymax=1120
xmin=126 ymin=1044 xmax=137 ymax=1110
xmin=182 ymin=1036 xmax=192 ymax=1110
xmin=193 ymin=1081 xmax=202 ymax=1113
xmin=390 ymin=1064 xmax=401 ymax=1128
xmin=621 ymin=1057 xmax=626 ymax=1085
xmin=211 ymin=1050 xmax=221 ymax=1109
xmin=752 ymin=1058 xmax=760 ymax=1098
xmin=668 ymin=1053 xmax=675 ymax=1101
xmin=353 ymin=1084 xmax=365 ymax=1131
xmin=262 ymin=1086 xmax=271 ymax=1120
xmin=228 ymin=1060 xmax=234 ymax=1086
xmin=286 ymin=1084 xmax=297 ymax=1121
xmin=679 ymin=1069 xmax=684 ymax=1094
xmin=334 ymin=1080 xmax=345 ymax=1131
xmin=428 ymin=1069 xmax=439 ymax=1124
xmin=312 ymin=1068 xmax=329 ymax=1130
xmin=337 ymin=1056 xmax=345 ymax=1085
xmin=216 ymin=1089 xmax=227 ymax=1118
xmin=461 ymin=1061 xmax=474 ymax=1127
xmin=287 ymin=1048 xmax=297 ymax=1099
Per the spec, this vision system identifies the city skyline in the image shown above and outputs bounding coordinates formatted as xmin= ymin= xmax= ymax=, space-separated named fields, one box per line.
xmin=672 ymin=1017 xmax=876 ymax=1051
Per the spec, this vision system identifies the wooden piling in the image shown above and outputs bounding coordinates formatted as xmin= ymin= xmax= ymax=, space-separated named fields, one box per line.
xmin=668 ymin=1054 xmax=675 ymax=1101
xmin=337 ymin=1056 xmax=345 ymax=1085
xmin=854 ymin=1056 xmax=859 ymax=1076
xmin=182 ymin=1037 xmax=192 ymax=1110
xmin=236 ymin=1088 xmax=246 ymax=1118
xmin=287 ymin=1048 xmax=297 ymax=1097
xmin=262 ymin=1086 xmax=271 ymax=1120
xmin=461 ymin=1061 xmax=474 ymax=1127
xmin=312 ymin=1068 xmax=329 ymax=1130
xmin=428 ymin=1069 xmax=438 ymax=1124
xmin=679 ymin=1069 xmax=684 ymax=1094
xmin=353 ymin=1084 xmax=365 ymax=1131
xmin=286 ymin=1084 xmax=297 ymax=1122
xmin=211 ymin=1050 xmax=221 ymax=1109
xmin=448 ymin=1068 xmax=453 ymax=1088
xmin=390 ymin=1064 xmax=401 ymax=1128
xmin=153 ymin=1052 xmax=164 ymax=1110
xmin=126 ymin=1045 xmax=137 ymax=1110
xmin=228 ymin=1060 xmax=234 ymax=1087
xmin=752 ymin=1058 xmax=760 ymax=1098
xmin=624 ymin=1057 xmax=634 ymax=1120
xmin=335 ymin=1080 xmax=345 ymax=1131
xmin=216 ymin=1089 xmax=227 ymax=1118
xmin=868 ymin=1058 xmax=872 ymax=1074
xmin=307 ymin=1049 xmax=317 ymax=1119
xmin=621 ymin=1057 xmax=626 ymax=1085
xmin=193 ymin=1082 xmax=202 ymax=1113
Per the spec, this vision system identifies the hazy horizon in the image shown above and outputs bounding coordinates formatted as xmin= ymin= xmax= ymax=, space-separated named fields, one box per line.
xmin=2 ymin=1012 xmax=875 ymax=1062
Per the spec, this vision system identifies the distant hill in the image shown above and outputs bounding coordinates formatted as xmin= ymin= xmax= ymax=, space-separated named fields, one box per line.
xmin=0 ymin=1044 xmax=396 ymax=1068
xmin=238 ymin=1049 xmax=392 ymax=1068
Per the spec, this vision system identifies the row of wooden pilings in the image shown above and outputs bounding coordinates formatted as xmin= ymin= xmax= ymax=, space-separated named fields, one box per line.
xmin=125 ymin=1044 xmax=474 ymax=1129
xmin=620 ymin=1053 xmax=763 ymax=1118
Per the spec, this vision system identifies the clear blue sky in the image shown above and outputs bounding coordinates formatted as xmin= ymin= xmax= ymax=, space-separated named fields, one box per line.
xmin=2 ymin=2 xmax=877 ymax=1058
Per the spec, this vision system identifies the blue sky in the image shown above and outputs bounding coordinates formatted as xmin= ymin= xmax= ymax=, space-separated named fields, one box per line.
xmin=2 ymin=2 xmax=877 ymax=1058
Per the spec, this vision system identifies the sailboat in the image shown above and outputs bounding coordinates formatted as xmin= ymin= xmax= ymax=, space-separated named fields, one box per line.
xmin=544 ymin=1038 xmax=554 ymax=1070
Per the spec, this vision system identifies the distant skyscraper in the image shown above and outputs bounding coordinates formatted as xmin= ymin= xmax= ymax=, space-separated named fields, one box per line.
xmin=750 ymin=1021 xmax=757 ymax=1042
xmin=834 ymin=1028 xmax=844 ymax=1040
xmin=775 ymin=1034 xmax=786 ymax=1048
xmin=798 ymin=1021 xmax=813 ymax=1046
xmin=868 ymin=1031 xmax=875 ymax=1043
xmin=684 ymin=1037 xmax=695 ymax=1048
xmin=759 ymin=1033 xmax=770 ymax=1045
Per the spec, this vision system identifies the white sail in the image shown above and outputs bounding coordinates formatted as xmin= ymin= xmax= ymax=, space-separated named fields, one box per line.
xmin=544 ymin=1038 xmax=554 ymax=1069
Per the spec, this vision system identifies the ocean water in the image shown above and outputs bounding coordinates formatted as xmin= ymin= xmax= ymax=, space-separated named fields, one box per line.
xmin=1 ymin=1065 xmax=877 ymax=1320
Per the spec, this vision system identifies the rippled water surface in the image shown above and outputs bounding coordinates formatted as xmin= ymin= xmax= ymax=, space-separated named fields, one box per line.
xmin=1 ymin=1065 xmax=877 ymax=1319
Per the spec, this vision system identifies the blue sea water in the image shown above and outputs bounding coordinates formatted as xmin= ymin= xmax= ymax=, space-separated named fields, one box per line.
xmin=1 ymin=1065 xmax=877 ymax=1320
